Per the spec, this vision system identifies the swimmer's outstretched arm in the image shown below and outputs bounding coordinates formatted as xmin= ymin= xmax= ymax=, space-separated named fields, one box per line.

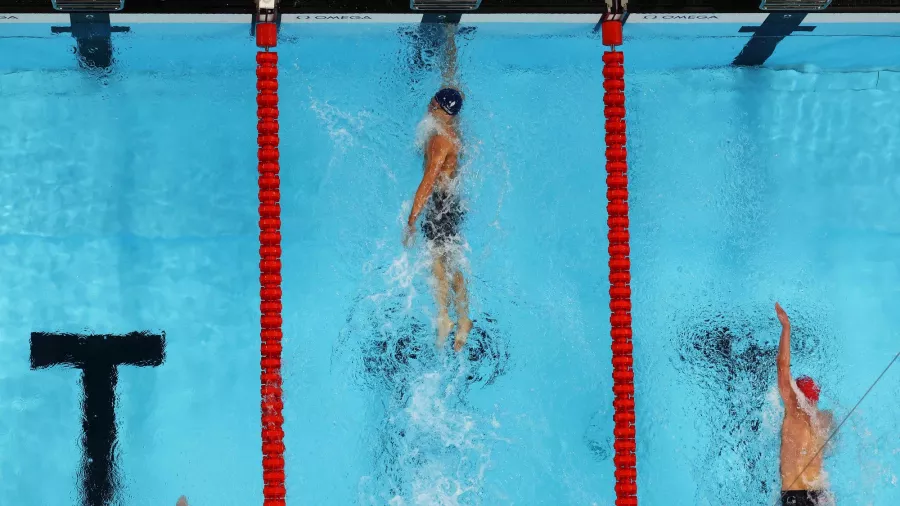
xmin=442 ymin=23 xmax=459 ymax=88
xmin=821 ymin=410 xmax=837 ymax=452
xmin=775 ymin=302 xmax=799 ymax=411
xmin=176 ymin=496 xmax=188 ymax=506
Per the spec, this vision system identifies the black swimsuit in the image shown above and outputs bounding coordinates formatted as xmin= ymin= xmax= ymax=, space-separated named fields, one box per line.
xmin=421 ymin=186 xmax=464 ymax=246
xmin=781 ymin=490 xmax=823 ymax=506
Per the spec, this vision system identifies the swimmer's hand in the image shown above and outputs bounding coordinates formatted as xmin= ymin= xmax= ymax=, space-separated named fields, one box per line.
xmin=402 ymin=223 xmax=417 ymax=248
xmin=775 ymin=302 xmax=790 ymax=328
xmin=176 ymin=496 xmax=188 ymax=506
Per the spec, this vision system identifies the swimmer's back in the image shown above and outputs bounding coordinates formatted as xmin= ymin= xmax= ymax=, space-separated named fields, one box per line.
xmin=781 ymin=408 xmax=831 ymax=489
xmin=425 ymin=129 xmax=459 ymax=186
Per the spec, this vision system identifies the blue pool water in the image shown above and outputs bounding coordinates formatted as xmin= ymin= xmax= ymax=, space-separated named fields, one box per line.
xmin=1 ymin=17 xmax=899 ymax=506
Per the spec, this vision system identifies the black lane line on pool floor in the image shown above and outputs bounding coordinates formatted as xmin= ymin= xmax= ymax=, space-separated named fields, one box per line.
xmin=50 ymin=13 xmax=130 ymax=69
xmin=733 ymin=12 xmax=815 ymax=67
xmin=406 ymin=13 xmax=463 ymax=76
xmin=30 ymin=332 xmax=165 ymax=506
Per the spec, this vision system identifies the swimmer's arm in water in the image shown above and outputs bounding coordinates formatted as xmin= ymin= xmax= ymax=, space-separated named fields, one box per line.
xmin=442 ymin=23 xmax=459 ymax=88
xmin=405 ymin=139 xmax=449 ymax=243
xmin=176 ymin=496 xmax=188 ymax=506
xmin=775 ymin=302 xmax=799 ymax=412
xmin=821 ymin=410 xmax=837 ymax=453
xmin=820 ymin=410 xmax=835 ymax=435
xmin=440 ymin=25 xmax=468 ymax=102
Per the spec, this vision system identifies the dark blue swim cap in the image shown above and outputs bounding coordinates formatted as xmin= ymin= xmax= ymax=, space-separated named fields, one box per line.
xmin=434 ymin=88 xmax=463 ymax=116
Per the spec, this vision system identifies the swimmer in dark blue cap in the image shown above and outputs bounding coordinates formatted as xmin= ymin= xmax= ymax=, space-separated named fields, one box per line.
xmin=433 ymin=88 xmax=463 ymax=117
xmin=403 ymin=85 xmax=470 ymax=351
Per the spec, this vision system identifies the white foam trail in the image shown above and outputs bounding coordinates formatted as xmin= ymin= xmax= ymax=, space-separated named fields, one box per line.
xmin=762 ymin=384 xmax=784 ymax=434
xmin=765 ymin=382 xmax=832 ymax=437
xmin=362 ymin=202 xmax=434 ymax=313
xmin=391 ymin=370 xmax=498 ymax=506
xmin=415 ymin=113 xmax=443 ymax=151
xmin=382 ymin=250 xmax=422 ymax=312
xmin=308 ymin=91 xmax=370 ymax=153
xmin=790 ymin=381 xmax=832 ymax=444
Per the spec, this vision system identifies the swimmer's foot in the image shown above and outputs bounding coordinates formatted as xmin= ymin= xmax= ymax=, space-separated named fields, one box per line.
xmin=453 ymin=317 xmax=472 ymax=352
xmin=436 ymin=312 xmax=453 ymax=348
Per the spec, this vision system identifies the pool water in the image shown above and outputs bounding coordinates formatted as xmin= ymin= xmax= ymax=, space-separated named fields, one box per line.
xmin=1 ymin=16 xmax=898 ymax=506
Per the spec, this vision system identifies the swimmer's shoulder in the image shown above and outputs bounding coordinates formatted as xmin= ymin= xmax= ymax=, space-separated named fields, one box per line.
xmin=434 ymin=130 xmax=458 ymax=146
xmin=430 ymin=133 xmax=460 ymax=158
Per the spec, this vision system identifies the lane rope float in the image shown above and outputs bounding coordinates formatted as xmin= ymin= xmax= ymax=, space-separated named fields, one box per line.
xmin=602 ymin=15 xmax=639 ymax=506
xmin=256 ymin=4 xmax=286 ymax=505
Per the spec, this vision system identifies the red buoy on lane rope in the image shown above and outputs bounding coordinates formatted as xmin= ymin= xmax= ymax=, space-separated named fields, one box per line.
xmin=602 ymin=18 xmax=638 ymax=506
xmin=256 ymin=19 xmax=285 ymax=506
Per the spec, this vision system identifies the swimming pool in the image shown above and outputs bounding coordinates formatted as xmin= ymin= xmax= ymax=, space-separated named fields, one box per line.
xmin=1 ymin=11 xmax=898 ymax=506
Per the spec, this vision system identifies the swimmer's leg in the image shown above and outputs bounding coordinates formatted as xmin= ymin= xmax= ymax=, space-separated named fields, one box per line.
xmin=433 ymin=255 xmax=453 ymax=347
xmin=452 ymin=269 xmax=472 ymax=352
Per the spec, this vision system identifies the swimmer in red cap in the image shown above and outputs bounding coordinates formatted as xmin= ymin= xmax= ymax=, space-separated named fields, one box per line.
xmin=775 ymin=303 xmax=833 ymax=506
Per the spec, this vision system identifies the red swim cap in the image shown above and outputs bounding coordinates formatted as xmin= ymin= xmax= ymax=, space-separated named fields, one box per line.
xmin=796 ymin=376 xmax=820 ymax=403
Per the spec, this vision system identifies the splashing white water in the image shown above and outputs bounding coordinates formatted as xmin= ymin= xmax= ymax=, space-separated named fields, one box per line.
xmin=762 ymin=385 xmax=784 ymax=434
xmin=763 ymin=382 xmax=832 ymax=437
xmin=389 ymin=370 xmax=498 ymax=506
xmin=308 ymin=91 xmax=371 ymax=153
xmin=415 ymin=113 xmax=444 ymax=152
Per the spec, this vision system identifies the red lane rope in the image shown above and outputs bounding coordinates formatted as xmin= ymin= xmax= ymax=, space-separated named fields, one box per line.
xmin=602 ymin=20 xmax=638 ymax=506
xmin=256 ymin=21 xmax=285 ymax=506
